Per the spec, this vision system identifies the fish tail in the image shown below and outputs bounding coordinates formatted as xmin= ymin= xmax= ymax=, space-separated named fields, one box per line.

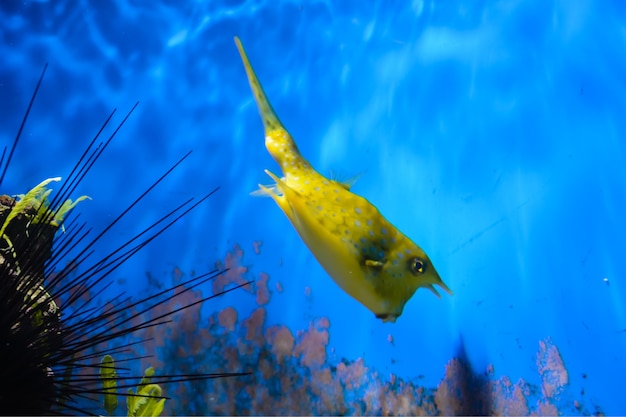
xmin=234 ymin=36 xmax=283 ymax=133
xmin=234 ymin=37 xmax=304 ymax=171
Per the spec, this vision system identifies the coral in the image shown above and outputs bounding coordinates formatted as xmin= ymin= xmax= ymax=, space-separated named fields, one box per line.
xmin=212 ymin=243 xmax=251 ymax=295
xmin=126 ymin=242 xmax=594 ymax=416
xmin=537 ymin=338 xmax=569 ymax=399
xmin=218 ymin=307 xmax=238 ymax=332
xmin=266 ymin=325 xmax=294 ymax=363
xmin=255 ymin=272 xmax=270 ymax=305
xmin=490 ymin=376 xmax=531 ymax=416
xmin=294 ymin=318 xmax=330 ymax=368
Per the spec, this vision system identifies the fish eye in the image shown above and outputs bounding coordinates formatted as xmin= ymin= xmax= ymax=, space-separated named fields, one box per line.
xmin=408 ymin=257 xmax=426 ymax=274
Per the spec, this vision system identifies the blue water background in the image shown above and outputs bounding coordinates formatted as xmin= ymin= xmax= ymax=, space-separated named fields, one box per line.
xmin=1 ymin=0 xmax=625 ymax=413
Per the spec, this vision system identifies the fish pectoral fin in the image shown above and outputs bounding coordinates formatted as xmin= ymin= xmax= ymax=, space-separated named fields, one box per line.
xmin=364 ymin=259 xmax=386 ymax=270
xmin=258 ymin=169 xmax=303 ymax=221
xmin=264 ymin=170 xmax=288 ymax=190
xmin=250 ymin=183 xmax=281 ymax=197
xmin=251 ymin=170 xmax=289 ymax=198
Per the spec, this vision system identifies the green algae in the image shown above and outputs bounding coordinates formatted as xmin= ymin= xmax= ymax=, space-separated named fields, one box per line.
xmin=99 ymin=355 xmax=166 ymax=417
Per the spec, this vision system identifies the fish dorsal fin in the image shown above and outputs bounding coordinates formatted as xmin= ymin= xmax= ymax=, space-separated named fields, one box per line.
xmin=329 ymin=170 xmax=363 ymax=191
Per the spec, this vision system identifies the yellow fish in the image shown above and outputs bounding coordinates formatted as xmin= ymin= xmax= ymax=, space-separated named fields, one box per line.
xmin=235 ymin=37 xmax=452 ymax=322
